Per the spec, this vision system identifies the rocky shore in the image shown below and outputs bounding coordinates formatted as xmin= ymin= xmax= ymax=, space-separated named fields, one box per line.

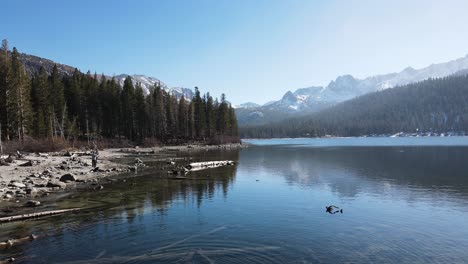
xmin=0 ymin=143 xmax=245 ymax=209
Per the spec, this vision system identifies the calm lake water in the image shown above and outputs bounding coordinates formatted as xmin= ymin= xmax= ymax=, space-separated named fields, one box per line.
xmin=2 ymin=137 xmax=468 ymax=263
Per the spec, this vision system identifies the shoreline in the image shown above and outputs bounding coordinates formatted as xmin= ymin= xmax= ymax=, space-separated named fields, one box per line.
xmin=0 ymin=143 xmax=245 ymax=212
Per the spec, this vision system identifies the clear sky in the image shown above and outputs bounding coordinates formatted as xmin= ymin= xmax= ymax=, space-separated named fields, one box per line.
xmin=3 ymin=0 xmax=468 ymax=104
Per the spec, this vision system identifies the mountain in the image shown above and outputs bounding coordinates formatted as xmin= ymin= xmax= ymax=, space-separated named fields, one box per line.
xmin=17 ymin=52 xmax=193 ymax=100
xmin=240 ymin=73 xmax=468 ymax=138
xmin=234 ymin=102 xmax=260 ymax=108
xmin=236 ymin=54 xmax=468 ymax=126
xmin=113 ymin=74 xmax=193 ymax=100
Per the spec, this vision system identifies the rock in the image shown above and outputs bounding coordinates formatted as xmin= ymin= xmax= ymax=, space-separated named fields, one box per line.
xmin=5 ymin=155 xmax=15 ymax=163
xmin=91 ymin=167 xmax=100 ymax=172
xmin=0 ymin=159 xmax=10 ymax=166
xmin=128 ymin=166 xmax=136 ymax=172
xmin=25 ymin=200 xmax=41 ymax=207
xmin=60 ymin=164 xmax=70 ymax=170
xmin=16 ymin=193 xmax=25 ymax=198
xmin=59 ymin=174 xmax=76 ymax=182
xmin=15 ymin=189 xmax=26 ymax=194
xmin=3 ymin=194 xmax=13 ymax=199
xmin=46 ymin=180 xmax=66 ymax=189
xmin=95 ymin=185 xmax=104 ymax=190
xmin=18 ymin=160 xmax=33 ymax=167
xmin=25 ymin=187 xmax=37 ymax=194
xmin=9 ymin=182 xmax=26 ymax=188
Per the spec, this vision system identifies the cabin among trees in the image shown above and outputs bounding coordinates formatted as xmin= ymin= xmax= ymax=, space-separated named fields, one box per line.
xmin=0 ymin=40 xmax=239 ymax=149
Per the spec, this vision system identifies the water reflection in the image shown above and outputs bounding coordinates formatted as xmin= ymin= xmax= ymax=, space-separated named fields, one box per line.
xmin=0 ymin=150 xmax=240 ymax=263
xmin=240 ymin=146 xmax=468 ymax=204
xmin=2 ymin=143 xmax=468 ymax=263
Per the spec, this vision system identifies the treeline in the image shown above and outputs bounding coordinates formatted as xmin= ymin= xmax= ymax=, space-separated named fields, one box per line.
xmin=241 ymin=74 xmax=468 ymax=138
xmin=0 ymin=40 xmax=239 ymax=145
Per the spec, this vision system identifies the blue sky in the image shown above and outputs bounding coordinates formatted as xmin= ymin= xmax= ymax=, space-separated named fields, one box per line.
xmin=3 ymin=0 xmax=468 ymax=104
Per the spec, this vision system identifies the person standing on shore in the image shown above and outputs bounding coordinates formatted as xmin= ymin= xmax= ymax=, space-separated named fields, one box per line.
xmin=91 ymin=148 xmax=99 ymax=168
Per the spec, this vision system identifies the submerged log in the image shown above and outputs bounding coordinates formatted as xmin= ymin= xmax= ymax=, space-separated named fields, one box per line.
xmin=120 ymin=148 xmax=155 ymax=154
xmin=0 ymin=257 xmax=15 ymax=264
xmin=0 ymin=208 xmax=81 ymax=223
xmin=0 ymin=234 xmax=38 ymax=249
xmin=185 ymin=160 xmax=235 ymax=171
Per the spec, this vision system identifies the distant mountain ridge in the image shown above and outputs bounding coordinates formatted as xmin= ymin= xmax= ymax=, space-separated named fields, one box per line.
xmin=236 ymin=54 xmax=468 ymax=126
xmin=241 ymin=73 xmax=468 ymax=138
xmin=17 ymin=52 xmax=193 ymax=100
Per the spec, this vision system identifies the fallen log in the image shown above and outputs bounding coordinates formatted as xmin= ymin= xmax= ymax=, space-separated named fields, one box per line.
xmin=0 ymin=257 xmax=15 ymax=264
xmin=0 ymin=234 xmax=38 ymax=249
xmin=185 ymin=160 xmax=235 ymax=171
xmin=0 ymin=208 xmax=81 ymax=223
xmin=120 ymin=148 xmax=155 ymax=154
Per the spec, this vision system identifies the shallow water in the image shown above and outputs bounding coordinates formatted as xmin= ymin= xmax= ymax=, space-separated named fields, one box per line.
xmin=2 ymin=137 xmax=468 ymax=263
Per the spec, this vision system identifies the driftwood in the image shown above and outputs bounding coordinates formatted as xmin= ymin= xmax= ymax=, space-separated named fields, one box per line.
xmin=185 ymin=160 xmax=235 ymax=171
xmin=0 ymin=258 xmax=15 ymax=264
xmin=120 ymin=148 xmax=155 ymax=154
xmin=0 ymin=208 xmax=81 ymax=223
xmin=0 ymin=234 xmax=38 ymax=249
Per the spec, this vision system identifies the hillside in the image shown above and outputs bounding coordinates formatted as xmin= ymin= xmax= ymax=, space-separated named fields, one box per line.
xmin=17 ymin=52 xmax=193 ymax=100
xmin=241 ymin=74 xmax=468 ymax=138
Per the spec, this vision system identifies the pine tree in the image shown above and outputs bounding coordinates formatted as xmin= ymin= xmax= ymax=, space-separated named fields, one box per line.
xmin=50 ymin=64 xmax=65 ymax=138
xmin=31 ymin=67 xmax=51 ymax=137
xmin=8 ymin=47 xmax=32 ymax=141
xmin=177 ymin=96 xmax=188 ymax=139
xmin=120 ymin=76 xmax=135 ymax=140
xmin=134 ymin=82 xmax=147 ymax=141
xmin=0 ymin=39 xmax=11 ymax=141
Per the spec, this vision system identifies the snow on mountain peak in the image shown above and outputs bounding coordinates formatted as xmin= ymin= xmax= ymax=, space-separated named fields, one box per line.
xmin=114 ymin=74 xmax=193 ymax=100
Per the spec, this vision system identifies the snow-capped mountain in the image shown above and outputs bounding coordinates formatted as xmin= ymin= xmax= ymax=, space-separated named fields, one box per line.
xmin=114 ymin=74 xmax=193 ymax=100
xmin=17 ymin=53 xmax=194 ymax=101
xmin=237 ymin=54 xmax=468 ymax=126
xmin=234 ymin=102 xmax=260 ymax=109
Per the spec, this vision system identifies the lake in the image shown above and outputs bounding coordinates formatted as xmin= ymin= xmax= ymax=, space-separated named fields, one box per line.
xmin=2 ymin=137 xmax=468 ymax=263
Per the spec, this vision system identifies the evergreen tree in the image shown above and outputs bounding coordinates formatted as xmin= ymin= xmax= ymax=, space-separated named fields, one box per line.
xmin=134 ymin=82 xmax=147 ymax=141
xmin=120 ymin=76 xmax=136 ymax=140
xmin=0 ymin=39 xmax=10 ymax=141
xmin=31 ymin=67 xmax=51 ymax=137
xmin=50 ymin=64 xmax=65 ymax=138
xmin=8 ymin=47 xmax=32 ymax=141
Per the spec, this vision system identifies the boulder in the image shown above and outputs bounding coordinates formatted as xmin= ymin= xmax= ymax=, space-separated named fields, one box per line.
xmin=9 ymin=182 xmax=26 ymax=188
xmin=25 ymin=187 xmax=37 ymax=194
xmin=18 ymin=160 xmax=34 ymax=167
xmin=25 ymin=200 xmax=41 ymax=207
xmin=59 ymin=174 xmax=76 ymax=182
xmin=5 ymin=155 xmax=15 ymax=163
xmin=46 ymin=180 xmax=66 ymax=189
